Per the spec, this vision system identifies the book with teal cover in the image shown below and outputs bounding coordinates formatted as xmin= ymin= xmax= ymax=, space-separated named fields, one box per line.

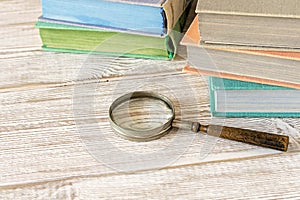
xmin=209 ymin=77 xmax=300 ymax=117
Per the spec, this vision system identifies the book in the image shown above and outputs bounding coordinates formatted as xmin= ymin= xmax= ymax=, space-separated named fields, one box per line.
xmin=41 ymin=0 xmax=192 ymax=36
xmin=209 ymin=77 xmax=300 ymax=117
xmin=196 ymin=0 xmax=300 ymax=49
xmin=36 ymin=5 xmax=189 ymax=60
xmin=181 ymin=15 xmax=300 ymax=89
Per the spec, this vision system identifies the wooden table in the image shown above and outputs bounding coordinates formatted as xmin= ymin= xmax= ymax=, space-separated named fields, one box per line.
xmin=1 ymin=1 xmax=300 ymax=199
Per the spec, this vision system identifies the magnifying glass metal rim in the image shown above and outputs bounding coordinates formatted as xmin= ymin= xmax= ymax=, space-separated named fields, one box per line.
xmin=109 ymin=91 xmax=175 ymax=142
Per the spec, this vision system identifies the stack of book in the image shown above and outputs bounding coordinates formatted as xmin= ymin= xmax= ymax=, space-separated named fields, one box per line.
xmin=36 ymin=0 xmax=192 ymax=60
xmin=182 ymin=0 xmax=300 ymax=117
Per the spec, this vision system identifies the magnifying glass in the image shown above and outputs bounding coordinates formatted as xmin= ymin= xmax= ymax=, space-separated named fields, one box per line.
xmin=109 ymin=91 xmax=289 ymax=152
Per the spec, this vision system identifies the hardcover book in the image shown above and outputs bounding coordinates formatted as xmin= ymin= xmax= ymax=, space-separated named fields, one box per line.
xmin=196 ymin=0 xmax=300 ymax=49
xmin=181 ymin=16 xmax=300 ymax=89
xmin=209 ymin=77 xmax=300 ymax=117
xmin=42 ymin=0 xmax=192 ymax=36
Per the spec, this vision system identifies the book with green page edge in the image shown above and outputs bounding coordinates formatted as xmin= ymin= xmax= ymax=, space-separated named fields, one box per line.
xmin=209 ymin=77 xmax=300 ymax=117
xmin=36 ymin=3 xmax=190 ymax=60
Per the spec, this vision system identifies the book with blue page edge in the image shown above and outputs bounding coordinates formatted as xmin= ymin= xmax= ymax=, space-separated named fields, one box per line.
xmin=210 ymin=77 xmax=300 ymax=117
xmin=37 ymin=0 xmax=192 ymax=59
xmin=41 ymin=0 xmax=191 ymax=36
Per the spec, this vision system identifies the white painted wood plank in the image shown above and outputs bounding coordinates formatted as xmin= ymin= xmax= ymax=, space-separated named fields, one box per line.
xmin=0 ymin=0 xmax=299 ymax=199
xmin=0 ymin=152 xmax=299 ymax=199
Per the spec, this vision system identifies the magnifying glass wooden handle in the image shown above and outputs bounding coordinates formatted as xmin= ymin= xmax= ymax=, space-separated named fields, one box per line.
xmin=191 ymin=122 xmax=289 ymax=151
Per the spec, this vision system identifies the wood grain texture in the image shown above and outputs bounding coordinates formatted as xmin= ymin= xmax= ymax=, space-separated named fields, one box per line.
xmin=1 ymin=0 xmax=300 ymax=199
xmin=206 ymin=125 xmax=289 ymax=151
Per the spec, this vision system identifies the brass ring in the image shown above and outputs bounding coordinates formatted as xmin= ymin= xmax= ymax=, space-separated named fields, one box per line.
xmin=109 ymin=91 xmax=175 ymax=142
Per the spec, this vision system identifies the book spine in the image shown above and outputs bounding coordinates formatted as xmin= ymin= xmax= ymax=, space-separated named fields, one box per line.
xmin=163 ymin=0 xmax=192 ymax=34
xmin=166 ymin=1 xmax=192 ymax=59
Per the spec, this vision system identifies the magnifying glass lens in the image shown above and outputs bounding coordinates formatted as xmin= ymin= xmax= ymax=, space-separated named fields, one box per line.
xmin=111 ymin=97 xmax=173 ymax=132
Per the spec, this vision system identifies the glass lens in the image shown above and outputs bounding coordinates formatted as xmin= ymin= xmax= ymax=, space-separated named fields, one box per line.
xmin=111 ymin=96 xmax=173 ymax=132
